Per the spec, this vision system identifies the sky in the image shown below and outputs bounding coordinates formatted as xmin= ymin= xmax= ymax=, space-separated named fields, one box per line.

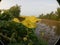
xmin=0 ymin=0 xmax=59 ymax=17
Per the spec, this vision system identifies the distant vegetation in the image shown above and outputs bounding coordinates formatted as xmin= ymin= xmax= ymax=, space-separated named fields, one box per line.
xmin=39 ymin=7 xmax=60 ymax=21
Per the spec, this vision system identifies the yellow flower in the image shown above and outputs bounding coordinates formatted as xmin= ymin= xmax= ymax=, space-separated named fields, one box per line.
xmin=12 ymin=18 xmax=20 ymax=23
xmin=23 ymin=37 xmax=27 ymax=41
xmin=12 ymin=16 xmax=41 ymax=28
xmin=26 ymin=16 xmax=41 ymax=23
xmin=26 ymin=16 xmax=38 ymax=23
xmin=21 ymin=16 xmax=40 ymax=28
xmin=21 ymin=19 xmax=36 ymax=28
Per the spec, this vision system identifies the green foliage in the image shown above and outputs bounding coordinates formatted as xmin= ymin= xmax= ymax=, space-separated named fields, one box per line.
xmin=0 ymin=10 xmax=13 ymax=21
xmin=0 ymin=5 xmax=48 ymax=45
xmin=0 ymin=5 xmax=20 ymax=20
xmin=56 ymin=8 xmax=60 ymax=20
xmin=9 ymin=5 xmax=20 ymax=18
xmin=0 ymin=20 xmax=47 ymax=45
xmin=39 ymin=7 xmax=60 ymax=21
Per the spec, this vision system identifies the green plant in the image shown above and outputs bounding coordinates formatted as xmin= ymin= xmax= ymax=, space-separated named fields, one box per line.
xmin=0 ymin=5 xmax=48 ymax=45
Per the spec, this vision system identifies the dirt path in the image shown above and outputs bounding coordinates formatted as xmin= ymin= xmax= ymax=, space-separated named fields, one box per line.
xmin=40 ymin=19 xmax=60 ymax=26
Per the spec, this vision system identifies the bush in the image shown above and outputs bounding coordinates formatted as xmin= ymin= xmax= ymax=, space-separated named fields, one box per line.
xmin=0 ymin=5 xmax=48 ymax=45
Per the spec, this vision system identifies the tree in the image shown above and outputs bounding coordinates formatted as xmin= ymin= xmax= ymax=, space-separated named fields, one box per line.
xmin=9 ymin=5 xmax=20 ymax=18
xmin=0 ymin=5 xmax=21 ymax=21
xmin=55 ymin=8 xmax=60 ymax=20
xmin=38 ymin=14 xmax=44 ymax=19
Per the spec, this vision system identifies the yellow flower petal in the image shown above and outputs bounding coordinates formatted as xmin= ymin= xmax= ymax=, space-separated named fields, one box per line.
xmin=23 ymin=37 xmax=27 ymax=41
xmin=12 ymin=18 xmax=20 ymax=23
